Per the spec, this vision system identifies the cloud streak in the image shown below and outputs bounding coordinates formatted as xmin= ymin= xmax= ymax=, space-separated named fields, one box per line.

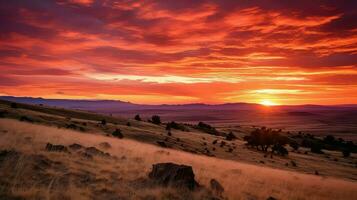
xmin=0 ymin=0 xmax=356 ymax=104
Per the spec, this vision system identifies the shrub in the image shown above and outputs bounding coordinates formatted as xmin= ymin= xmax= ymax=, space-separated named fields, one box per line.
xmin=310 ymin=142 xmax=323 ymax=154
xmin=196 ymin=122 xmax=219 ymax=135
xmin=342 ymin=149 xmax=351 ymax=157
xmin=166 ymin=121 xmax=187 ymax=131
xmin=134 ymin=114 xmax=141 ymax=121
xmin=289 ymin=141 xmax=300 ymax=151
xmin=20 ymin=116 xmax=33 ymax=123
xmin=225 ymin=132 xmax=237 ymax=141
xmin=112 ymin=128 xmax=123 ymax=139
xmin=151 ymin=115 xmax=161 ymax=125
xmin=272 ymin=144 xmax=288 ymax=156
xmin=10 ymin=103 xmax=18 ymax=109
xmin=167 ymin=131 xmax=172 ymax=136
xmin=126 ymin=122 xmax=131 ymax=126
xmin=101 ymin=119 xmax=107 ymax=125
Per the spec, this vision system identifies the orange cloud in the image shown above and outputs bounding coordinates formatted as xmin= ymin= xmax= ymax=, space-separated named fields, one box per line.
xmin=0 ymin=0 xmax=356 ymax=105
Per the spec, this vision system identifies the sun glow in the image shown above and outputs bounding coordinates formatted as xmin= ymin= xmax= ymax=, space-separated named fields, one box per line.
xmin=260 ymin=99 xmax=278 ymax=106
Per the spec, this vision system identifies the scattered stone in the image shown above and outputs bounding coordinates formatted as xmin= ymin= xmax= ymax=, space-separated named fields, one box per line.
xmin=85 ymin=147 xmax=110 ymax=157
xmin=210 ymin=179 xmax=224 ymax=197
xmin=45 ymin=143 xmax=68 ymax=153
xmin=148 ymin=162 xmax=199 ymax=190
xmin=98 ymin=142 xmax=111 ymax=149
xmin=69 ymin=143 xmax=83 ymax=150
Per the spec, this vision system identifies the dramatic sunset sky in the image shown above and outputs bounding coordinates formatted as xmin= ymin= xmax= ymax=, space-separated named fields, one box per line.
xmin=0 ymin=0 xmax=356 ymax=105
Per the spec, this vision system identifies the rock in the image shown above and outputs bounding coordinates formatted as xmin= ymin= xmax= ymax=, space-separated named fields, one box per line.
xmin=85 ymin=147 xmax=110 ymax=157
xmin=45 ymin=143 xmax=68 ymax=152
xmin=98 ymin=142 xmax=111 ymax=149
xmin=69 ymin=143 xmax=83 ymax=150
xmin=210 ymin=179 xmax=224 ymax=197
xmin=148 ymin=162 xmax=199 ymax=190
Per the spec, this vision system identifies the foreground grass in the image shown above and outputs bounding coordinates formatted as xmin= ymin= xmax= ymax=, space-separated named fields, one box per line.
xmin=0 ymin=119 xmax=356 ymax=200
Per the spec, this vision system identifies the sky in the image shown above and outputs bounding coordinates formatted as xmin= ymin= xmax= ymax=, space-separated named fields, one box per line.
xmin=0 ymin=0 xmax=356 ymax=105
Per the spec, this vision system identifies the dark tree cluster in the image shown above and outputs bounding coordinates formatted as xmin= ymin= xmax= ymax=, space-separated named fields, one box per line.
xmin=293 ymin=133 xmax=356 ymax=157
xmin=195 ymin=122 xmax=219 ymax=135
xmin=244 ymin=127 xmax=289 ymax=156
xmin=150 ymin=115 xmax=161 ymax=125
xmin=134 ymin=114 xmax=141 ymax=121
xmin=225 ymin=132 xmax=237 ymax=141
xmin=166 ymin=121 xmax=188 ymax=131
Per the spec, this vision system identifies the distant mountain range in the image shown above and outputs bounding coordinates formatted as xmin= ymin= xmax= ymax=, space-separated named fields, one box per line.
xmin=1 ymin=96 xmax=356 ymax=113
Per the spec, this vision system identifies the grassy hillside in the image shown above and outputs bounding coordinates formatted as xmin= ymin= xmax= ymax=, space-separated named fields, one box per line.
xmin=0 ymin=99 xmax=356 ymax=182
xmin=0 ymin=119 xmax=356 ymax=200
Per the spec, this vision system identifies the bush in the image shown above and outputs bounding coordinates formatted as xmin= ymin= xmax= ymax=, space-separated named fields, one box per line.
xmin=126 ymin=122 xmax=131 ymax=127
xmin=272 ymin=144 xmax=288 ymax=156
xmin=20 ymin=116 xmax=33 ymax=123
xmin=112 ymin=128 xmax=123 ymax=139
xmin=226 ymin=132 xmax=237 ymax=141
xmin=196 ymin=122 xmax=219 ymax=135
xmin=11 ymin=103 xmax=18 ymax=109
xmin=342 ymin=149 xmax=351 ymax=157
xmin=134 ymin=114 xmax=141 ymax=121
xmin=101 ymin=119 xmax=107 ymax=125
xmin=151 ymin=115 xmax=161 ymax=125
xmin=166 ymin=121 xmax=187 ymax=131
xmin=310 ymin=142 xmax=323 ymax=154
xmin=289 ymin=141 xmax=299 ymax=151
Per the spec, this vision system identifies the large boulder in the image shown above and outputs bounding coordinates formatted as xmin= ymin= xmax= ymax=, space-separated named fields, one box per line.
xmin=148 ymin=163 xmax=199 ymax=190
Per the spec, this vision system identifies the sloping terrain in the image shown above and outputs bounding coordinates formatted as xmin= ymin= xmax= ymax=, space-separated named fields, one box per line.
xmin=0 ymin=100 xmax=356 ymax=182
xmin=0 ymin=119 xmax=357 ymax=200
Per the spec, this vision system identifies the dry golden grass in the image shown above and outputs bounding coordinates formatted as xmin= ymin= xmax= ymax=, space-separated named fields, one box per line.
xmin=0 ymin=119 xmax=356 ymax=200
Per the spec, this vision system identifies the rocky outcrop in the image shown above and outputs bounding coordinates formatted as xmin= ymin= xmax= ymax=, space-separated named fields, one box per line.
xmin=148 ymin=162 xmax=199 ymax=190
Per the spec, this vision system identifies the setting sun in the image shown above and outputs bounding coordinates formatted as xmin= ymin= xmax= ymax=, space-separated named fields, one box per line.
xmin=260 ymin=100 xmax=278 ymax=106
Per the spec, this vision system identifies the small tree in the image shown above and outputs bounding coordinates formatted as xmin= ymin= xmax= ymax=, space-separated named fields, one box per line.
xmin=134 ymin=114 xmax=141 ymax=121
xmin=151 ymin=115 xmax=161 ymax=125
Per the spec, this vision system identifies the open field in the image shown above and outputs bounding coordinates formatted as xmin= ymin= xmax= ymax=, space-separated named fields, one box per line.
xmin=0 ymin=119 xmax=357 ymax=200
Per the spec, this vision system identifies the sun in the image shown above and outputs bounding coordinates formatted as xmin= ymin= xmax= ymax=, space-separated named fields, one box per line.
xmin=260 ymin=99 xmax=278 ymax=106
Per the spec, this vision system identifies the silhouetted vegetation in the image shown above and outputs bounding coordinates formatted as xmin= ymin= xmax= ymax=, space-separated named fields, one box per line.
xmin=225 ymin=132 xmax=237 ymax=141
xmin=126 ymin=122 xmax=131 ymax=126
xmin=342 ymin=149 xmax=351 ymax=157
xmin=11 ymin=103 xmax=18 ymax=109
xmin=151 ymin=115 xmax=161 ymax=125
xmin=289 ymin=141 xmax=299 ymax=151
xmin=292 ymin=133 xmax=356 ymax=155
xmin=101 ymin=119 xmax=107 ymax=125
xmin=195 ymin=122 xmax=219 ymax=135
xmin=244 ymin=127 xmax=289 ymax=156
xmin=134 ymin=114 xmax=141 ymax=121
xmin=166 ymin=121 xmax=188 ymax=131
xmin=112 ymin=128 xmax=123 ymax=139
xmin=19 ymin=116 xmax=33 ymax=123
